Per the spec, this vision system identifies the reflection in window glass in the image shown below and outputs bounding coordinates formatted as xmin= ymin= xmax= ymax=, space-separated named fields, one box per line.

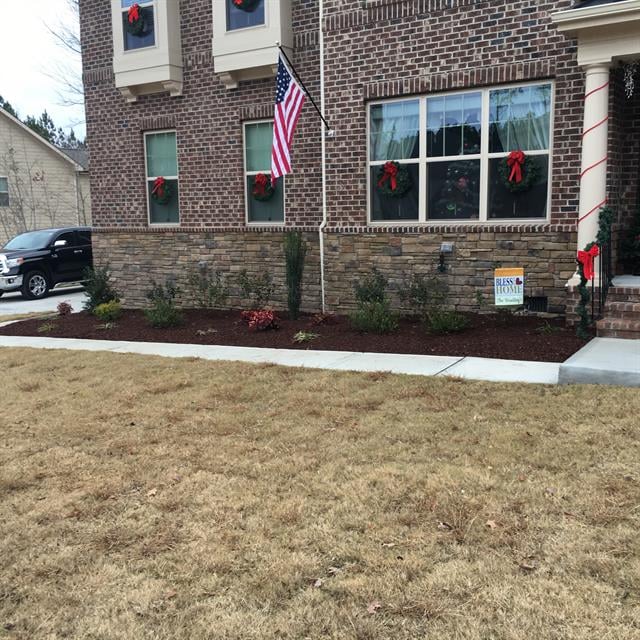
xmin=227 ymin=0 xmax=265 ymax=31
xmin=427 ymin=92 xmax=481 ymax=157
xmin=370 ymin=100 xmax=420 ymax=161
xmin=427 ymin=160 xmax=481 ymax=220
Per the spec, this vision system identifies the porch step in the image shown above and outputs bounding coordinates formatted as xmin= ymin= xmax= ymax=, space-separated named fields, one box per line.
xmin=606 ymin=287 xmax=640 ymax=304
xmin=596 ymin=317 xmax=640 ymax=339
xmin=603 ymin=301 xmax=640 ymax=320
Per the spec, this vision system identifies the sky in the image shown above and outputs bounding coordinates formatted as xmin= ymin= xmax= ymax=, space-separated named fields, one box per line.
xmin=0 ymin=0 xmax=86 ymax=138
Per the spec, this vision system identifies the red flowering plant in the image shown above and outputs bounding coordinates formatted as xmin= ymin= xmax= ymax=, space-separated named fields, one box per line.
xmin=241 ymin=310 xmax=278 ymax=331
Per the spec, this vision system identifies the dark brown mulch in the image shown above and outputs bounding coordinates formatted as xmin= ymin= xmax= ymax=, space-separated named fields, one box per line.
xmin=0 ymin=309 xmax=590 ymax=362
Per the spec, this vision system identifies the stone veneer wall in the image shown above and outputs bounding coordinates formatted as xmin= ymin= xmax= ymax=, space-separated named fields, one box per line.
xmin=95 ymin=225 xmax=577 ymax=314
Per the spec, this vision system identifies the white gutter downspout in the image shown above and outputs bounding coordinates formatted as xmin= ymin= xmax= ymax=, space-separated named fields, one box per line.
xmin=318 ymin=0 xmax=328 ymax=313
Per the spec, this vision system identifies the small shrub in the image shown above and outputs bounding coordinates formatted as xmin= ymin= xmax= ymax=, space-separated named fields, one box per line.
xmin=535 ymin=321 xmax=563 ymax=336
xmin=57 ymin=302 xmax=73 ymax=317
xmin=37 ymin=321 xmax=56 ymax=334
xmin=186 ymin=264 xmax=229 ymax=309
xmin=83 ymin=265 xmax=119 ymax=312
xmin=94 ymin=300 xmax=122 ymax=322
xmin=354 ymin=268 xmax=388 ymax=304
xmin=426 ymin=309 xmax=470 ymax=334
xmin=145 ymin=280 xmax=183 ymax=328
xmin=350 ymin=301 xmax=399 ymax=334
xmin=284 ymin=231 xmax=307 ymax=319
xmin=400 ymin=274 xmax=447 ymax=319
xmin=293 ymin=330 xmax=319 ymax=344
xmin=238 ymin=270 xmax=274 ymax=309
xmin=241 ymin=310 xmax=278 ymax=331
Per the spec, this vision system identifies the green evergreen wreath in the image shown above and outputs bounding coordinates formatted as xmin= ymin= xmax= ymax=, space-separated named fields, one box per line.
xmin=376 ymin=161 xmax=412 ymax=199
xmin=151 ymin=178 xmax=172 ymax=205
xmin=251 ymin=173 xmax=275 ymax=202
xmin=498 ymin=152 xmax=540 ymax=193
xmin=231 ymin=0 xmax=261 ymax=12
xmin=125 ymin=3 xmax=146 ymax=36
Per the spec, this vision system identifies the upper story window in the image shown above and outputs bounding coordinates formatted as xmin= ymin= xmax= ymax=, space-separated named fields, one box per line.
xmin=145 ymin=131 xmax=179 ymax=225
xmin=0 ymin=177 xmax=8 ymax=207
xmin=244 ymin=121 xmax=284 ymax=224
xmin=368 ymin=82 xmax=553 ymax=223
xmin=226 ymin=0 xmax=265 ymax=32
xmin=121 ymin=0 xmax=156 ymax=51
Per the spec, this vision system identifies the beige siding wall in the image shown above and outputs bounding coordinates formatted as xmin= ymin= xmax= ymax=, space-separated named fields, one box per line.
xmin=0 ymin=114 xmax=91 ymax=245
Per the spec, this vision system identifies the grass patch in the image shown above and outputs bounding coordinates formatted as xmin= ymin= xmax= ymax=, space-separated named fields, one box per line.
xmin=0 ymin=348 xmax=638 ymax=638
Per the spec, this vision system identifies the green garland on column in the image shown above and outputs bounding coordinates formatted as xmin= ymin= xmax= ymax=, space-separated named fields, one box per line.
xmin=575 ymin=206 xmax=613 ymax=339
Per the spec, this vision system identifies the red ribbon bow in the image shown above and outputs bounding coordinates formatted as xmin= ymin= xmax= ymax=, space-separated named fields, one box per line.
xmin=507 ymin=150 xmax=525 ymax=184
xmin=253 ymin=173 xmax=269 ymax=197
xmin=128 ymin=3 xmax=140 ymax=23
xmin=577 ymin=245 xmax=600 ymax=281
xmin=378 ymin=162 xmax=399 ymax=191
xmin=152 ymin=177 xmax=166 ymax=199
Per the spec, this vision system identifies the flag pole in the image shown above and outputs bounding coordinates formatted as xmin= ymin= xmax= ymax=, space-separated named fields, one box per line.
xmin=276 ymin=43 xmax=332 ymax=132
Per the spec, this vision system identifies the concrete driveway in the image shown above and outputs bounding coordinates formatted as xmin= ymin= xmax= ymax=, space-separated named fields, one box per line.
xmin=0 ymin=286 xmax=87 ymax=319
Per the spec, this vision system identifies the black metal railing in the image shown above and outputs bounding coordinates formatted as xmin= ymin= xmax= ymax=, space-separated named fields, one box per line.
xmin=591 ymin=225 xmax=613 ymax=321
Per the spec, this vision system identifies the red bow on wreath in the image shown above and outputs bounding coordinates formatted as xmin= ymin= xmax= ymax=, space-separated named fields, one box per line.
xmin=378 ymin=161 xmax=399 ymax=191
xmin=152 ymin=177 xmax=166 ymax=199
xmin=128 ymin=3 xmax=140 ymax=23
xmin=577 ymin=244 xmax=600 ymax=281
xmin=507 ymin=150 xmax=525 ymax=184
xmin=253 ymin=173 xmax=269 ymax=197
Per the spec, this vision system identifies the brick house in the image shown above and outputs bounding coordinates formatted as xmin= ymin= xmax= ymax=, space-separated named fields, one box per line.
xmin=79 ymin=0 xmax=640 ymax=320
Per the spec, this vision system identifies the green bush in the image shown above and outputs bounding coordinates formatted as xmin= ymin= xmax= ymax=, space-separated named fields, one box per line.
xmin=354 ymin=268 xmax=388 ymax=304
xmin=350 ymin=300 xmax=399 ymax=334
xmin=426 ymin=309 xmax=470 ymax=334
xmin=284 ymin=231 xmax=307 ymax=319
xmin=186 ymin=264 xmax=229 ymax=309
xmin=145 ymin=280 xmax=183 ymax=328
xmin=400 ymin=273 xmax=447 ymax=318
xmin=83 ymin=265 xmax=120 ymax=312
xmin=238 ymin=270 xmax=274 ymax=309
xmin=94 ymin=300 xmax=122 ymax=322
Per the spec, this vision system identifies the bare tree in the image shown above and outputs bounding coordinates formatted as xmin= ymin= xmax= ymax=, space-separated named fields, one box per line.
xmin=44 ymin=0 xmax=84 ymax=110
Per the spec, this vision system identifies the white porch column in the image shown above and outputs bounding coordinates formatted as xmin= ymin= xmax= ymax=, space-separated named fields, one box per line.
xmin=577 ymin=63 xmax=610 ymax=253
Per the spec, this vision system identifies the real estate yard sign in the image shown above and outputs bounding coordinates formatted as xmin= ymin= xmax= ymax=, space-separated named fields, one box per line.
xmin=494 ymin=268 xmax=524 ymax=306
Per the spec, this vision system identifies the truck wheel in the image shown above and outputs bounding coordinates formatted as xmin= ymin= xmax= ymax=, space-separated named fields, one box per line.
xmin=22 ymin=270 xmax=50 ymax=300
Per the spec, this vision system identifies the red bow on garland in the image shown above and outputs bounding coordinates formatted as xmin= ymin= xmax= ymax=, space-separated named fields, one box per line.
xmin=152 ymin=177 xmax=166 ymax=199
xmin=253 ymin=173 xmax=269 ymax=197
xmin=378 ymin=162 xmax=399 ymax=191
xmin=577 ymin=244 xmax=600 ymax=281
xmin=507 ymin=150 xmax=525 ymax=184
xmin=128 ymin=3 xmax=140 ymax=23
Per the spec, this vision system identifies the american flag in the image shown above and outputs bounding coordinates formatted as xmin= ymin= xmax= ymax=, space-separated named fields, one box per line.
xmin=271 ymin=55 xmax=306 ymax=185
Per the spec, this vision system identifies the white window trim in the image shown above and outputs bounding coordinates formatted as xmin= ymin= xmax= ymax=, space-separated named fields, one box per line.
xmin=367 ymin=80 xmax=555 ymax=226
xmin=225 ymin=0 xmax=268 ymax=34
xmin=144 ymin=129 xmax=180 ymax=227
xmin=0 ymin=176 xmax=8 ymax=207
xmin=243 ymin=119 xmax=286 ymax=226
xmin=121 ymin=0 xmax=159 ymax=54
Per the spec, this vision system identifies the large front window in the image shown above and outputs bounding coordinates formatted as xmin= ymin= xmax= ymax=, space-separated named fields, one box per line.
xmin=244 ymin=121 xmax=284 ymax=224
xmin=145 ymin=131 xmax=179 ymax=225
xmin=368 ymin=82 xmax=552 ymax=223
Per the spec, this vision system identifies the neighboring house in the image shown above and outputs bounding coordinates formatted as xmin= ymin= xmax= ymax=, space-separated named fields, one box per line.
xmin=79 ymin=0 xmax=640 ymax=320
xmin=0 ymin=108 xmax=91 ymax=246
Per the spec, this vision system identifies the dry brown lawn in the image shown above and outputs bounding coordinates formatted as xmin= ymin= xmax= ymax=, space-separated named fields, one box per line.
xmin=0 ymin=348 xmax=639 ymax=639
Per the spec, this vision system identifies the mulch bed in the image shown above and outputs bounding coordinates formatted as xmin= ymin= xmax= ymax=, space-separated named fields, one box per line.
xmin=0 ymin=309 xmax=590 ymax=362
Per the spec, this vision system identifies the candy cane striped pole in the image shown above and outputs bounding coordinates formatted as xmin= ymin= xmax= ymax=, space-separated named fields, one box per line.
xmin=576 ymin=64 xmax=610 ymax=268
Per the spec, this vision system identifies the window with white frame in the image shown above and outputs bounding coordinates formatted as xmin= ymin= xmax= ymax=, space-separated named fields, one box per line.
xmin=145 ymin=131 xmax=179 ymax=225
xmin=0 ymin=177 xmax=8 ymax=207
xmin=368 ymin=82 xmax=553 ymax=222
xmin=121 ymin=0 xmax=156 ymax=51
xmin=244 ymin=121 xmax=284 ymax=224
xmin=226 ymin=0 xmax=265 ymax=32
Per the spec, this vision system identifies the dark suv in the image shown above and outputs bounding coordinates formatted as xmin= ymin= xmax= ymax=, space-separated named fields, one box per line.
xmin=0 ymin=227 xmax=93 ymax=299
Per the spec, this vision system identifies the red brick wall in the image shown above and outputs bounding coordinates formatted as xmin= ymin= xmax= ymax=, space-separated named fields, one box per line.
xmin=80 ymin=0 xmax=585 ymax=231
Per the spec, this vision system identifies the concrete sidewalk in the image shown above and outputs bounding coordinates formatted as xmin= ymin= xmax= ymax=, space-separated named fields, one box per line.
xmin=0 ymin=335 xmax=561 ymax=384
